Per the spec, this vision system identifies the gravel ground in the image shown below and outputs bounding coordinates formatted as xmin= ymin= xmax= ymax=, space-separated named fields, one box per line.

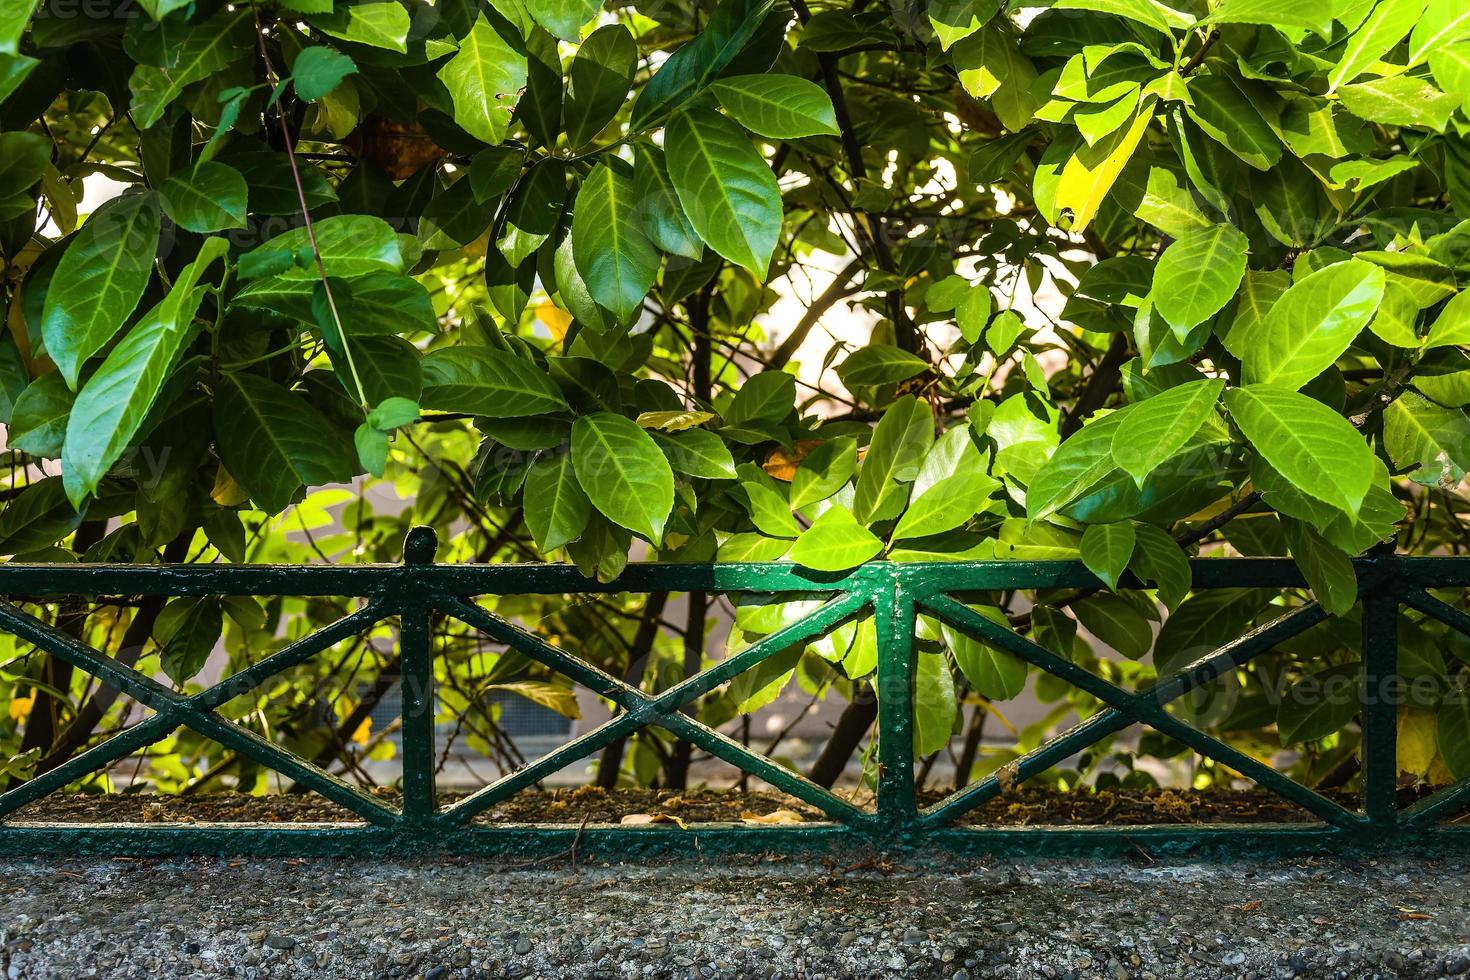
xmin=3 ymin=854 xmax=1470 ymax=979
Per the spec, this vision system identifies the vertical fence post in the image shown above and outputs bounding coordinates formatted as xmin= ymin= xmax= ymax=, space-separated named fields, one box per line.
xmin=1361 ymin=561 xmax=1399 ymax=833
xmin=399 ymin=526 xmax=439 ymax=832
xmin=873 ymin=572 xmax=917 ymax=836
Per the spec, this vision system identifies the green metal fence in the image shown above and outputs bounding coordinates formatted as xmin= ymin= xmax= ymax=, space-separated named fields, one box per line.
xmin=1 ymin=526 xmax=1469 ymax=858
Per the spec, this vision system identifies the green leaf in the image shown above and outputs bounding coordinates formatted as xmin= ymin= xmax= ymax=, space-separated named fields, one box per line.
xmin=1408 ymin=0 xmax=1470 ymax=66
xmin=1026 ymin=409 xmax=1125 ymax=521
xmin=523 ymin=452 xmax=592 ymax=552
xmin=1382 ymin=390 xmax=1470 ymax=487
xmin=631 ymin=0 xmax=774 ymax=128
xmin=854 ymin=395 xmax=933 ymax=523
xmin=1110 ymin=378 xmax=1224 ymax=486
xmin=790 ymin=437 xmax=858 ymax=509
xmin=572 ymin=162 xmax=660 ymax=323
xmin=571 ymin=413 xmax=676 ymax=544
xmin=891 ymin=471 xmax=999 ymax=541
xmin=0 ymin=0 xmax=39 ymax=54
xmin=710 ymin=74 xmax=839 ymax=139
xmin=1074 ymin=592 xmax=1156 ymax=659
xmin=1185 ymin=74 xmax=1281 ymax=171
xmin=725 ymin=370 xmax=794 ymax=425
xmin=1338 ymin=75 xmax=1462 ymax=132
xmin=9 ymin=373 xmax=74 ymax=458
xmin=159 ymin=597 xmax=224 ymax=687
xmin=666 ymin=108 xmax=783 ymax=278
xmin=62 ymin=237 xmax=230 ymax=505
xmin=292 ymin=46 xmax=357 ymax=102
xmin=564 ymin=24 xmax=638 ymax=149
xmin=913 ymin=651 xmax=957 ymax=757
xmin=787 ymin=504 xmax=884 ymax=571
xmin=213 ymin=371 xmax=356 ymax=514
xmin=438 ymin=14 xmax=528 ymax=145
xmin=245 ymin=215 xmax=402 ymax=281
xmin=313 ymin=272 xmax=438 ymax=337
xmin=653 ymin=429 xmax=737 ymax=480
xmin=740 ymin=479 xmax=800 ymax=537
xmin=837 ymin=345 xmax=929 ymax=388
xmin=1080 ymin=522 xmax=1136 ymax=589
xmin=1439 ymin=693 xmax=1470 ymax=778
xmin=525 ymin=0 xmax=600 ymax=40
xmin=1152 ymin=224 xmax=1248 ymax=339
xmin=1281 ymin=518 xmax=1358 ymax=616
xmin=1200 ymin=0 xmax=1330 ymax=36
xmin=159 ymin=161 xmax=247 ymax=233
xmin=633 ymin=145 xmax=703 ymax=261
xmin=309 ymin=1 xmax=410 ymax=52
xmin=0 ymin=478 xmax=83 ymax=556
xmin=41 ymin=191 xmax=162 ymax=389
xmin=928 ymin=0 xmax=999 ymax=49
xmin=420 ymin=347 xmax=569 ymax=418
xmin=1056 ymin=0 xmax=1194 ymax=35
xmin=1277 ymin=662 xmax=1360 ymax=745
xmin=128 ymin=8 xmax=252 ymax=129
xmin=1242 ymin=260 xmax=1386 ymax=390
xmin=1329 ymin=0 xmax=1430 ymax=92
xmin=943 ymin=616 xmax=1028 ymax=699
xmin=1129 ymin=523 xmax=1190 ymax=611
xmin=1224 ymin=384 xmax=1374 ymax=515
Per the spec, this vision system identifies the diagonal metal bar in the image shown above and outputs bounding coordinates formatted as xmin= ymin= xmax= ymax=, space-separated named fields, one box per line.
xmin=921 ymin=710 xmax=1133 ymax=827
xmin=1403 ymin=775 xmax=1470 ymax=829
xmin=921 ymin=595 xmax=1357 ymax=828
xmin=656 ymin=712 xmax=871 ymax=825
xmin=1401 ymin=587 xmax=1470 ymax=639
xmin=0 ymin=714 xmax=178 ymax=819
xmin=438 ymin=590 xmax=870 ymax=823
xmin=439 ymin=712 xmax=646 ymax=822
xmin=0 ymin=600 xmax=398 ymax=826
xmin=189 ymin=602 xmax=386 ymax=712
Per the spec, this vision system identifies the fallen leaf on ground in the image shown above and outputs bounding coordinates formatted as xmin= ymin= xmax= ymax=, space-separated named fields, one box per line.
xmin=740 ymin=808 xmax=806 ymax=825
xmin=620 ymin=812 xmax=688 ymax=829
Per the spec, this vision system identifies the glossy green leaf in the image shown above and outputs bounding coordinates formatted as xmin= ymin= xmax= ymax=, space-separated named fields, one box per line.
xmin=525 ymin=0 xmax=600 ymax=40
xmin=159 ymin=597 xmax=224 ymax=686
xmin=420 ymin=347 xmax=569 ymax=418
xmin=837 ymin=345 xmax=929 ymax=388
xmin=41 ymin=191 xmax=161 ymax=389
xmin=128 ymin=7 xmax=252 ymax=128
xmin=1338 ymin=75 xmax=1462 ymax=132
xmin=787 ymin=504 xmax=883 ymax=571
xmin=666 ymin=108 xmax=783 ymax=278
xmin=245 ymin=215 xmax=402 ymax=281
xmin=854 ymin=395 xmax=933 ymax=524
xmin=1242 ymin=260 xmax=1386 ymax=390
xmin=1330 ymin=0 xmax=1429 ymax=92
xmin=1152 ymin=224 xmax=1248 ymax=339
xmin=213 ymin=372 xmax=355 ymax=514
xmin=310 ymin=2 xmax=410 ymax=52
xmin=159 ymin=161 xmax=247 ymax=233
xmin=790 ymin=437 xmax=858 ymax=509
xmin=1277 ymin=662 xmax=1361 ymax=745
xmin=62 ymin=237 xmax=230 ymax=505
xmin=913 ymin=651 xmax=957 ymax=757
xmin=653 ymin=429 xmax=737 ymax=480
xmin=1080 ymin=521 xmax=1136 ymax=590
xmin=633 ymin=145 xmax=703 ymax=261
xmin=438 ymin=15 xmax=528 ymax=145
xmin=891 ymin=471 xmax=999 ymax=541
xmin=1129 ymin=523 xmax=1190 ymax=611
xmin=292 ymin=46 xmax=358 ymax=102
xmin=524 ymin=452 xmax=592 ymax=552
xmin=710 ymin=74 xmax=839 ymax=139
xmin=725 ymin=370 xmax=794 ymax=425
xmin=1110 ymin=378 xmax=1224 ymax=486
xmin=943 ymin=617 xmax=1028 ymax=699
xmin=564 ymin=24 xmax=637 ymax=149
xmin=572 ymin=162 xmax=660 ymax=323
xmin=9 ymin=373 xmax=74 ymax=458
xmin=631 ymin=0 xmax=774 ymax=128
xmin=1224 ymin=384 xmax=1374 ymax=515
xmin=741 ymin=479 xmax=800 ymax=537
xmin=571 ymin=412 xmax=675 ymax=544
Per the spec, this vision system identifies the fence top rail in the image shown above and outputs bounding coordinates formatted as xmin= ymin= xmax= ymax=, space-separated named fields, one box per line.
xmin=0 ymin=545 xmax=1462 ymax=597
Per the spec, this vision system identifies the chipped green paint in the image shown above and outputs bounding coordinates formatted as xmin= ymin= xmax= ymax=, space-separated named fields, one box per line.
xmin=1 ymin=527 xmax=1469 ymax=858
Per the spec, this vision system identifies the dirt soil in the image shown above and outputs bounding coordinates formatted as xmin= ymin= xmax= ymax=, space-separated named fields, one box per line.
xmin=5 ymin=785 xmax=1356 ymax=825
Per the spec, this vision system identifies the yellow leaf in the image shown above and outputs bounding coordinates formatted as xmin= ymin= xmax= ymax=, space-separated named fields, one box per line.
xmin=8 ymin=693 xmax=34 ymax=723
xmin=635 ymin=410 xmax=717 ymax=432
xmin=739 ymin=808 xmax=805 ymax=825
xmin=351 ymin=714 xmax=373 ymax=746
xmin=1055 ymin=99 xmax=1156 ymax=232
xmin=762 ymin=439 xmax=823 ymax=481
xmin=486 ymin=681 xmax=581 ymax=720
xmin=620 ymin=812 xmax=688 ymax=829
xmin=1399 ymin=705 xmax=1438 ymax=777
xmin=211 ymin=465 xmax=250 ymax=507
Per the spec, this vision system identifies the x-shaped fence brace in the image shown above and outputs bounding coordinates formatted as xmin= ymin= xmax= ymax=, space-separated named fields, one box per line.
xmin=1 ymin=527 xmax=1469 ymax=856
